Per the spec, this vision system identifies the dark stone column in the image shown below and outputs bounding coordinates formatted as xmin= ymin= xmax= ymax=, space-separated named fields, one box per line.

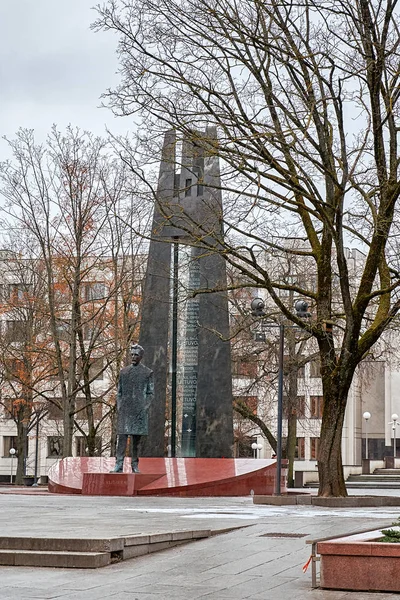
xmin=139 ymin=131 xmax=175 ymax=456
xmin=195 ymin=127 xmax=233 ymax=457
xmin=196 ymin=250 xmax=234 ymax=457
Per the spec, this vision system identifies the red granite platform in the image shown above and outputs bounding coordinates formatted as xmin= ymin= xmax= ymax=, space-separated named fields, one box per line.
xmin=48 ymin=457 xmax=285 ymax=497
xmin=82 ymin=472 xmax=165 ymax=496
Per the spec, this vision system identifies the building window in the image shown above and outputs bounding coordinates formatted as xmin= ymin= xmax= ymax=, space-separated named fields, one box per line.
xmin=296 ymin=437 xmax=305 ymax=459
xmin=4 ymin=320 xmax=27 ymax=343
xmin=310 ymin=359 xmax=321 ymax=378
xmin=3 ymin=436 xmax=17 ymax=457
xmin=184 ymin=178 xmax=192 ymax=197
xmin=4 ymin=359 xmax=26 ymax=381
xmin=75 ymin=397 xmax=102 ymax=421
xmin=83 ymin=323 xmax=103 ymax=342
xmin=310 ymin=395 xmax=324 ymax=418
xmin=85 ymin=283 xmax=106 ymax=301
xmin=89 ymin=357 xmax=104 ymax=381
xmin=47 ymin=436 xmax=64 ymax=457
xmin=54 ymin=282 xmax=71 ymax=303
xmin=310 ymin=437 xmax=320 ymax=460
xmin=1 ymin=398 xmax=30 ymax=420
xmin=55 ymin=319 xmax=71 ymax=342
xmin=75 ymin=436 xmax=102 ymax=457
xmin=2 ymin=398 xmax=15 ymax=420
xmin=0 ymin=284 xmax=9 ymax=301
xmin=234 ymin=396 xmax=258 ymax=416
xmin=9 ymin=283 xmax=28 ymax=301
xmin=283 ymin=356 xmax=305 ymax=378
xmin=233 ymin=359 xmax=257 ymax=378
xmin=46 ymin=399 xmax=63 ymax=420
xmin=283 ymin=396 xmax=305 ymax=418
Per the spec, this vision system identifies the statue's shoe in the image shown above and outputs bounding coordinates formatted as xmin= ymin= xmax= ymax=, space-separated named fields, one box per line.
xmin=132 ymin=461 xmax=140 ymax=473
xmin=110 ymin=465 xmax=123 ymax=473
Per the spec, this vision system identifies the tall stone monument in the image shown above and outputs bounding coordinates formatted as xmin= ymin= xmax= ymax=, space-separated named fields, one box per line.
xmin=139 ymin=128 xmax=233 ymax=458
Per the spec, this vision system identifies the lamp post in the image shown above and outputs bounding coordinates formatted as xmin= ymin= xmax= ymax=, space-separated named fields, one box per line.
xmin=363 ymin=411 xmax=371 ymax=459
xmin=9 ymin=448 xmax=16 ymax=484
xmin=251 ymin=442 xmax=263 ymax=458
xmin=250 ymin=297 xmax=310 ymax=495
xmin=391 ymin=413 xmax=399 ymax=459
xmin=251 ymin=442 xmax=258 ymax=458
xmin=32 ymin=409 xmax=40 ymax=487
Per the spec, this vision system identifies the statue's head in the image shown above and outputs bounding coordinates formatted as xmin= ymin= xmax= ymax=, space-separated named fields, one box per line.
xmin=130 ymin=343 xmax=144 ymax=365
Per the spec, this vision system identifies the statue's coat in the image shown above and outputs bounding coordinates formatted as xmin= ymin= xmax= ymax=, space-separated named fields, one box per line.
xmin=116 ymin=363 xmax=154 ymax=435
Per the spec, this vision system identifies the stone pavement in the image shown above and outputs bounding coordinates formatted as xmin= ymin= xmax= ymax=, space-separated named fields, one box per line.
xmin=1 ymin=492 xmax=400 ymax=599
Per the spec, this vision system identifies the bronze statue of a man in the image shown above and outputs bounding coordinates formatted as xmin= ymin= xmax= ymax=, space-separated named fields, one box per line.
xmin=112 ymin=344 xmax=154 ymax=473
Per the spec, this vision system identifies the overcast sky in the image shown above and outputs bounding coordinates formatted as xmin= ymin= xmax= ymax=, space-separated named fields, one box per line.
xmin=0 ymin=1 xmax=130 ymax=159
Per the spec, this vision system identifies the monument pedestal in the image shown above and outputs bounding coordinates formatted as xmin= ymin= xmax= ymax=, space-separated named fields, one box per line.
xmin=49 ymin=458 xmax=286 ymax=497
xmin=82 ymin=472 xmax=165 ymax=496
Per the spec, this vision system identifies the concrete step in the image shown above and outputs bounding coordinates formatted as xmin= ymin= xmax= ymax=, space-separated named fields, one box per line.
xmin=306 ymin=480 xmax=400 ymax=489
xmin=0 ymin=549 xmax=111 ymax=568
xmin=345 ymin=482 xmax=400 ymax=489
xmin=0 ymin=537 xmax=123 ymax=552
xmin=0 ymin=528 xmax=221 ymax=569
xmin=347 ymin=475 xmax=400 ymax=482
xmin=374 ymin=469 xmax=400 ymax=475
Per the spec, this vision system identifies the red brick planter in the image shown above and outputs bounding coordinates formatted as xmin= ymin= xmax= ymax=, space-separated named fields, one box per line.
xmin=318 ymin=528 xmax=400 ymax=592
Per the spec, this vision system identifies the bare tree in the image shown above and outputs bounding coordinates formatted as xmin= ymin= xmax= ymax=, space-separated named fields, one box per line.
xmin=0 ymin=253 xmax=52 ymax=483
xmin=94 ymin=0 xmax=400 ymax=496
xmin=0 ymin=127 xmax=144 ymax=457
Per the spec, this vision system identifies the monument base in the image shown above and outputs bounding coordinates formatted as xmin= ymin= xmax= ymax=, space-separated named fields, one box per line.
xmin=82 ymin=472 xmax=165 ymax=496
xmin=48 ymin=458 xmax=287 ymax=497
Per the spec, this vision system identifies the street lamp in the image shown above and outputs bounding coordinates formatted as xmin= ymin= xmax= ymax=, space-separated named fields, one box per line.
xmin=363 ymin=411 xmax=371 ymax=460
xmin=9 ymin=448 xmax=16 ymax=484
xmin=391 ymin=413 xmax=399 ymax=459
xmin=251 ymin=442 xmax=258 ymax=458
xmin=251 ymin=297 xmax=311 ymax=495
xmin=251 ymin=442 xmax=263 ymax=458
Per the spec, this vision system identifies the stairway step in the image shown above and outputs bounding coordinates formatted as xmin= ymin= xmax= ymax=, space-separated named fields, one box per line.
xmin=345 ymin=483 xmax=400 ymax=489
xmin=0 ymin=549 xmax=111 ymax=568
xmin=347 ymin=476 xmax=400 ymax=482
xmin=374 ymin=469 xmax=400 ymax=475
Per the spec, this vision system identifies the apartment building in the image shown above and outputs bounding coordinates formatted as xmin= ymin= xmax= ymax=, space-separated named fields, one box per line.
xmin=0 ymin=250 xmax=144 ymax=483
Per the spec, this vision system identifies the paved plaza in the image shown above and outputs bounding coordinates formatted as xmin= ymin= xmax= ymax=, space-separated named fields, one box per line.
xmin=1 ymin=490 xmax=400 ymax=599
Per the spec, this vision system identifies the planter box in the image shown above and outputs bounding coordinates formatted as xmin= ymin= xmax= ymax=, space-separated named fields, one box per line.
xmin=318 ymin=528 xmax=400 ymax=592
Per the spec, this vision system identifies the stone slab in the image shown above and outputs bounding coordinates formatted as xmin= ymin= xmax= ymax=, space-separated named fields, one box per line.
xmin=0 ymin=537 xmax=123 ymax=552
xmin=0 ymin=550 xmax=111 ymax=569
xmin=253 ymin=494 xmax=400 ymax=507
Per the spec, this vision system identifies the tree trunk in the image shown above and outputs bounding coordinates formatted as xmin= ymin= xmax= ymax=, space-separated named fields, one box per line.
xmin=15 ymin=422 xmax=27 ymax=485
xmin=318 ymin=388 xmax=348 ymax=497
xmin=285 ymin=329 xmax=298 ymax=488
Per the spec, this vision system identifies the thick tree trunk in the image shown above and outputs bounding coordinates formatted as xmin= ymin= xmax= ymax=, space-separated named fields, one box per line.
xmin=318 ymin=388 xmax=348 ymax=497
xmin=285 ymin=331 xmax=298 ymax=488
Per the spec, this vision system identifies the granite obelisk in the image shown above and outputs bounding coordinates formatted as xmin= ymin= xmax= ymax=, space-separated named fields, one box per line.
xmin=139 ymin=128 xmax=234 ymax=457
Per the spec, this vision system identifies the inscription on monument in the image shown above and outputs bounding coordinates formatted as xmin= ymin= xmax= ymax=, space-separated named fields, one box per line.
xmin=181 ymin=257 xmax=200 ymax=456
